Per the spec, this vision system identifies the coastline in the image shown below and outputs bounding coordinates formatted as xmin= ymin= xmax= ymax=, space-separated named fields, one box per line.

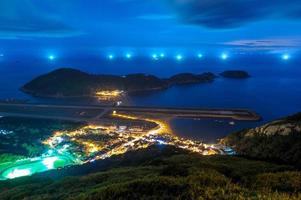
xmin=20 ymin=68 xmax=249 ymax=98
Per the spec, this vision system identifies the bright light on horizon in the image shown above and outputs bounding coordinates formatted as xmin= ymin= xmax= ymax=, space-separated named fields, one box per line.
xmin=176 ymin=54 xmax=183 ymax=61
xmin=38 ymin=52 xmax=299 ymax=62
xmin=108 ymin=54 xmax=114 ymax=60
xmin=48 ymin=55 xmax=55 ymax=61
xmin=221 ymin=53 xmax=228 ymax=60
xmin=152 ymin=54 xmax=158 ymax=60
xmin=125 ymin=53 xmax=132 ymax=59
xmin=198 ymin=53 xmax=203 ymax=58
xmin=282 ymin=54 xmax=290 ymax=60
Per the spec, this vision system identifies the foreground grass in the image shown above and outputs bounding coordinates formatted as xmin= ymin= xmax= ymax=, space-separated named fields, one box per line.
xmin=0 ymin=146 xmax=300 ymax=200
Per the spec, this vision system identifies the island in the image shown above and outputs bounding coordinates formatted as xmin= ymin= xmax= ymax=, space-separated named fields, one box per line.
xmin=220 ymin=70 xmax=250 ymax=79
xmin=21 ymin=68 xmax=216 ymax=98
xmin=168 ymin=72 xmax=216 ymax=85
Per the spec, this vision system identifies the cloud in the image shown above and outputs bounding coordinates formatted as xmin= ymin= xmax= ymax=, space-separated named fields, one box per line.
xmin=0 ymin=0 xmax=81 ymax=39
xmin=169 ymin=0 xmax=301 ymax=28
xmin=224 ymin=39 xmax=301 ymax=47
xmin=137 ymin=14 xmax=176 ymax=20
xmin=222 ymin=38 xmax=301 ymax=52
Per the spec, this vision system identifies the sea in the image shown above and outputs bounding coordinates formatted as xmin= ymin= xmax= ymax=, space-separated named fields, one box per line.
xmin=1 ymin=53 xmax=301 ymax=143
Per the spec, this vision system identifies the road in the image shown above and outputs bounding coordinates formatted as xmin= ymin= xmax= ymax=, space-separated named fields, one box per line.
xmin=0 ymin=103 xmax=261 ymax=122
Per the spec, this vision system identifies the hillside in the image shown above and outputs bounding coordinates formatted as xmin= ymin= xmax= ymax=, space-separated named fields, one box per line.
xmin=21 ymin=68 xmax=165 ymax=97
xmin=168 ymin=72 xmax=215 ymax=85
xmin=21 ymin=68 xmax=217 ymax=97
xmin=0 ymin=145 xmax=300 ymax=200
xmin=221 ymin=112 xmax=301 ymax=167
xmin=1 ymin=112 xmax=301 ymax=199
xmin=220 ymin=70 xmax=250 ymax=79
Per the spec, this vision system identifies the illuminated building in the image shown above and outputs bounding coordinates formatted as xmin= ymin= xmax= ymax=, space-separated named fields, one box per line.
xmin=96 ymin=90 xmax=124 ymax=100
xmin=6 ymin=169 xmax=31 ymax=179
xmin=42 ymin=157 xmax=58 ymax=169
xmin=2 ymin=111 xmax=235 ymax=180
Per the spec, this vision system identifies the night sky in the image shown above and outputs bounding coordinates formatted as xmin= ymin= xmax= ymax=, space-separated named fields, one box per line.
xmin=1 ymin=0 xmax=301 ymax=54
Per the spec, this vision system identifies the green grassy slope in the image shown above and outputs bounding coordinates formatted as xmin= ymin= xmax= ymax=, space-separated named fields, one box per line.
xmin=221 ymin=112 xmax=301 ymax=167
xmin=0 ymin=146 xmax=300 ymax=200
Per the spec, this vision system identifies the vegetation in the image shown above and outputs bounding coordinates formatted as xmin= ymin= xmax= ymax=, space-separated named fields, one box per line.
xmin=221 ymin=112 xmax=301 ymax=168
xmin=21 ymin=68 xmax=217 ymax=97
xmin=220 ymin=70 xmax=250 ymax=78
xmin=284 ymin=112 xmax=301 ymax=121
xmin=0 ymin=154 xmax=25 ymax=163
xmin=0 ymin=146 xmax=300 ymax=200
xmin=0 ymin=112 xmax=300 ymax=199
xmin=168 ymin=72 xmax=215 ymax=85
xmin=0 ymin=117 xmax=83 ymax=158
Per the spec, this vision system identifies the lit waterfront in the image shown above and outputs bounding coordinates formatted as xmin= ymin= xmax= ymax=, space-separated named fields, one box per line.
xmin=95 ymin=90 xmax=124 ymax=101
xmin=0 ymin=111 xmax=234 ymax=180
xmin=44 ymin=112 xmax=235 ymax=164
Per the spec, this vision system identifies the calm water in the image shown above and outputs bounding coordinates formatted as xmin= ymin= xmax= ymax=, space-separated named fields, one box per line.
xmin=1 ymin=54 xmax=301 ymax=142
